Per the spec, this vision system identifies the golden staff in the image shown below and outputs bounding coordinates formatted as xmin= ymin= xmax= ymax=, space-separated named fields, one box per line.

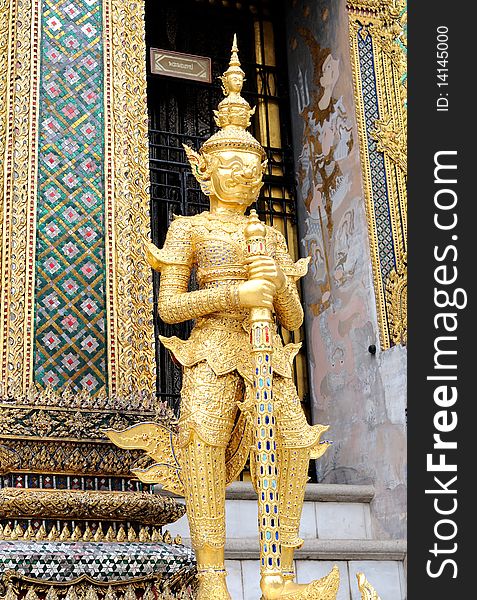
xmin=244 ymin=209 xmax=284 ymax=600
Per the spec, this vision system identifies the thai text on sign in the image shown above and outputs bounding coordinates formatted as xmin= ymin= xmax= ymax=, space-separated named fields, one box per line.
xmin=150 ymin=48 xmax=212 ymax=83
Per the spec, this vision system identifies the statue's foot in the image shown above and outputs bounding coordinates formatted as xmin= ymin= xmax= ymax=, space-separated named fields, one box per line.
xmin=197 ymin=568 xmax=232 ymax=600
xmin=269 ymin=565 xmax=340 ymax=600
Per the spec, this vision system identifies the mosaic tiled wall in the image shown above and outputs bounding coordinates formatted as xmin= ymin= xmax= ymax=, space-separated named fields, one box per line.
xmin=0 ymin=0 xmax=155 ymax=402
xmin=347 ymin=0 xmax=407 ymax=349
xmin=34 ymin=0 xmax=107 ymax=394
xmin=0 ymin=0 xmax=157 ymax=478
xmin=0 ymin=540 xmax=195 ymax=582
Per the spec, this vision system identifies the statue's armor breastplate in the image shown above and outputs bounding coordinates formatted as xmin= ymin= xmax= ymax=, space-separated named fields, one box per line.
xmin=195 ymin=236 xmax=248 ymax=288
xmin=191 ymin=214 xmax=277 ymax=292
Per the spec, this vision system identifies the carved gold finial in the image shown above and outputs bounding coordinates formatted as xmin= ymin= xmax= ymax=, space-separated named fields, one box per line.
xmin=139 ymin=526 xmax=150 ymax=542
xmin=46 ymin=588 xmax=59 ymax=600
xmin=105 ymin=526 xmax=116 ymax=542
xmin=24 ymin=524 xmax=35 ymax=540
xmin=163 ymin=530 xmax=173 ymax=544
xmin=5 ymin=584 xmax=16 ymax=600
xmin=65 ymin=588 xmax=79 ymax=600
xmin=25 ymin=589 xmax=38 ymax=600
xmin=82 ymin=525 xmax=93 ymax=542
xmin=117 ymin=525 xmax=126 ymax=542
xmin=3 ymin=523 xmax=12 ymax=539
xmin=35 ymin=524 xmax=47 ymax=541
xmin=214 ymin=35 xmax=256 ymax=132
xmin=231 ymin=33 xmax=240 ymax=65
xmin=11 ymin=524 xmax=23 ymax=540
xmin=127 ymin=526 xmax=137 ymax=542
xmin=48 ymin=525 xmax=59 ymax=541
xmin=71 ymin=525 xmax=82 ymax=542
xmin=244 ymin=209 xmax=266 ymax=240
xmin=85 ymin=589 xmax=99 ymax=600
xmin=220 ymin=33 xmax=245 ymax=97
xmin=94 ymin=523 xmax=105 ymax=542
xmin=59 ymin=524 xmax=71 ymax=541
xmin=357 ymin=573 xmax=381 ymax=600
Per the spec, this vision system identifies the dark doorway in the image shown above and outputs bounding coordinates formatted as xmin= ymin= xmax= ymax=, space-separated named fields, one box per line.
xmin=145 ymin=0 xmax=305 ymax=416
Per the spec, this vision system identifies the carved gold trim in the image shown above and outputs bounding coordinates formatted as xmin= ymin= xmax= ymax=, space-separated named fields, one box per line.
xmin=0 ymin=438 xmax=146 ymax=477
xmin=0 ymin=488 xmax=185 ymax=526
xmin=0 ymin=569 xmax=198 ymax=600
xmin=371 ymin=117 xmax=406 ymax=172
xmin=348 ymin=20 xmax=389 ymax=349
xmin=108 ymin=0 xmax=156 ymax=396
xmin=0 ymin=0 xmax=15 ymax=387
xmin=0 ymin=522 xmax=183 ymax=544
xmin=23 ymin=0 xmax=41 ymax=390
xmin=103 ymin=0 xmax=119 ymax=395
xmin=386 ymin=253 xmax=407 ymax=346
xmin=0 ymin=383 xmax=166 ymax=412
xmin=0 ymin=0 xmax=39 ymax=395
xmin=347 ymin=0 xmax=407 ymax=350
xmin=0 ymin=571 xmax=160 ymax=587
xmin=0 ymin=0 xmax=11 ymax=376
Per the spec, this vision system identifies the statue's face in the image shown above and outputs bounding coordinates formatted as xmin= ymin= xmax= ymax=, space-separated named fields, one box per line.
xmin=226 ymin=73 xmax=243 ymax=93
xmin=208 ymin=150 xmax=265 ymax=207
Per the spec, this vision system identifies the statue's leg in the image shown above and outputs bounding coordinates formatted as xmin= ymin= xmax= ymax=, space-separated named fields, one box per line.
xmin=278 ymin=445 xmax=310 ymax=581
xmin=181 ymin=431 xmax=230 ymax=598
xmin=178 ymin=362 xmax=243 ymax=600
xmin=273 ymin=376 xmax=339 ymax=599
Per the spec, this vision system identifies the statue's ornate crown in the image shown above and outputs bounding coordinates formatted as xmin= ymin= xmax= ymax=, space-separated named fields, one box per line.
xmin=199 ymin=34 xmax=265 ymax=159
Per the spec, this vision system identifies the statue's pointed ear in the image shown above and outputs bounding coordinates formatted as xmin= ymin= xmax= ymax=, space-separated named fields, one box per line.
xmin=261 ymin=158 xmax=268 ymax=174
xmin=183 ymin=144 xmax=208 ymax=182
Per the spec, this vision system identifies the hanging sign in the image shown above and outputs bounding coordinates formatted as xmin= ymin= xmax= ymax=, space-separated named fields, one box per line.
xmin=150 ymin=48 xmax=212 ymax=83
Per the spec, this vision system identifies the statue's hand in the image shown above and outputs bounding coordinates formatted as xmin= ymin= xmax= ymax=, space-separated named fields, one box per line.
xmin=238 ymin=279 xmax=275 ymax=309
xmin=245 ymin=255 xmax=287 ymax=292
xmin=145 ymin=241 xmax=162 ymax=272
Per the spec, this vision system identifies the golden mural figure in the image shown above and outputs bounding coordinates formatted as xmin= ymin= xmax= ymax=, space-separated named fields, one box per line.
xmin=107 ymin=37 xmax=339 ymax=600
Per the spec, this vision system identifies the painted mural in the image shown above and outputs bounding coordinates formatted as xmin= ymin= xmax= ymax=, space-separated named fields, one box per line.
xmin=293 ymin=22 xmax=354 ymax=316
xmin=286 ymin=0 xmax=407 ymax=540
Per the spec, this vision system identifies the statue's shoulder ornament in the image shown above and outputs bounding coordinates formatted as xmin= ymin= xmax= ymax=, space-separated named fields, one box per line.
xmin=266 ymin=225 xmax=311 ymax=281
xmin=145 ymin=214 xmax=194 ymax=272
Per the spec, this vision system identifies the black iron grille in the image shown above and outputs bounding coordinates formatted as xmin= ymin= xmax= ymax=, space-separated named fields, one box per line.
xmin=146 ymin=0 xmax=299 ymax=415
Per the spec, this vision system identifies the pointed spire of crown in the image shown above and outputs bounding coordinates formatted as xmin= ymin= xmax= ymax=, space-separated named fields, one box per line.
xmin=200 ymin=35 xmax=264 ymax=159
xmin=221 ymin=33 xmax=245 ymax=93
xmin=214 ymin=34 xmax=254 ymax=130
xmin=229 ymin=33 xmax=242 ymax=70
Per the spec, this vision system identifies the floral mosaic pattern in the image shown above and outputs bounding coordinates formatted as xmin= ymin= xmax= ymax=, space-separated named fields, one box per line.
xmin=34 ymin=0 xmax=107 ymax=394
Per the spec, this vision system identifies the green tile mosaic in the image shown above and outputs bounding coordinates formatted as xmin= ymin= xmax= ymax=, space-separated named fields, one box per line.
xmin=34 ymin=0 xmax=107 ymax=395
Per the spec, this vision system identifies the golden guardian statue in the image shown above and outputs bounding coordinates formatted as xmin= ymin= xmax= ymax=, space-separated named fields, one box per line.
xmin=107 ymin=36 xmax=339 ymax=600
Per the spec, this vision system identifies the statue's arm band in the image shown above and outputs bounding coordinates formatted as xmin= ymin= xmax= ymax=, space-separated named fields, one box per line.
xmin=158 ymin=265 xmax=241 ymax=324
xmin=273 ymin=278 xmax=304 ymax=331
